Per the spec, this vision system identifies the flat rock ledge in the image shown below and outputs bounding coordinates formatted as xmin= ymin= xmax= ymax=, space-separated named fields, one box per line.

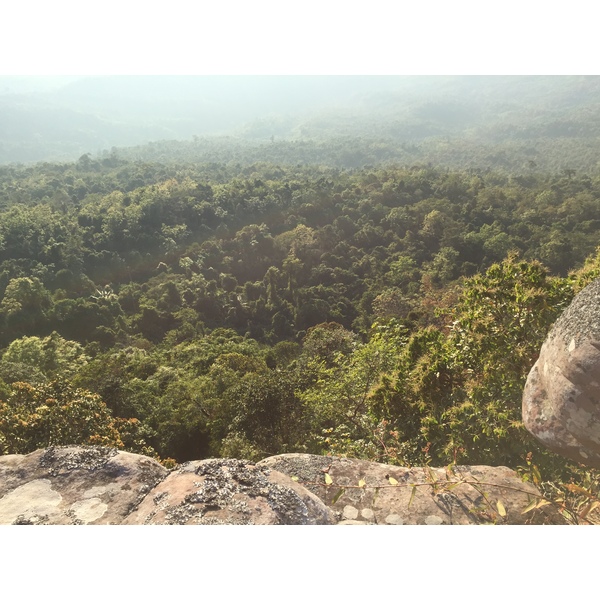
xmin=258 ymin=454 xmax=564 ymax=525
xmin=0 ymin=446 xmax=564 ymax=524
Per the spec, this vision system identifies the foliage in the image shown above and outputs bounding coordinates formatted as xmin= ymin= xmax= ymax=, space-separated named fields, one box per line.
xmin=0 ymin=331 xmax=89 ymax=384
xmin=300 ymin=320 xmax=408 ymax=462
xmin=1 ymin=145 xmax=600 ymax=520
xmin=0 ymin=379 xmax=155 ymax=456
xmin=370 ymin=256 xmax=575 ymax=471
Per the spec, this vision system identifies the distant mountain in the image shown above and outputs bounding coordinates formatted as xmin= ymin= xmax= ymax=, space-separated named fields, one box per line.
xmin=1 ymin=75 xmax=599 ymax=167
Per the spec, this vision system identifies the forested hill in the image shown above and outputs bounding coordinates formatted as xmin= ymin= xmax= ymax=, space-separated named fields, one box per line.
xmin=1 ymin=152 xmax=600 ymax=482
xmin=3 ymin=76 xmax=600 ymax=173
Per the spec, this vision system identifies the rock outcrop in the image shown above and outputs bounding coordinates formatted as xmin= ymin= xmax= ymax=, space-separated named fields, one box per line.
xmin=523 ymin=277 xmax=600 ymax=467
xmin=123 ymin=458 xmax=334 ymax=525
xmin=0 ymin=445 xmax=564 ymax=524
xmin=0 ymin=446 xmax=168 ymax=524
xmin=258 ymin=453 xmax=563 ymax=525
xmin=0 ymin=446 xmax=334 ymax=525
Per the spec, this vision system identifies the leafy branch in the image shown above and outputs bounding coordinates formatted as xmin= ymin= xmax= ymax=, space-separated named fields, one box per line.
xmin=291 ymin=465 xmax=599 ymax=524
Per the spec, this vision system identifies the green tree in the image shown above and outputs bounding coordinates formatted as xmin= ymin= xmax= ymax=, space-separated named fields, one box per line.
xmin=300 ymin=321 xmax=407 ymax=461
xmin=221 ymin=370 xmax=307 ymax=458
xmin=300 ymin=322 xmax=357 ymax=367
xmin=0 ymin=379 xmax=154 ymax=456
xmin=0 ymin=332 xmax=89 ymax=384
xmin=0 ymin=277 xmax=53 ymax=343
xmin=372 ymin=255 xmax=575 ymax=468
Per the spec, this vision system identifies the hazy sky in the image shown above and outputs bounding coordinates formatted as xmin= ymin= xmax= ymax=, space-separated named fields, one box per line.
xmin=2 ymin=0 xmax=596 ymax=76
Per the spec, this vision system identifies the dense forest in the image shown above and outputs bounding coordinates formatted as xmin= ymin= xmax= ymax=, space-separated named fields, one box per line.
xmin=2 ymin=76 xmax=600 ymax=521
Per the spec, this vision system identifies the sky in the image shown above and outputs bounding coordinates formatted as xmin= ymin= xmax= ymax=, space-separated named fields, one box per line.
xmin=1 ymin=0 xmax=597 ymax=75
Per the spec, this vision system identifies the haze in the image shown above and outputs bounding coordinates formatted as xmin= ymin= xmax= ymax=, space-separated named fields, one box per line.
xmin=0 ymin=75 xmax=599 ymax=173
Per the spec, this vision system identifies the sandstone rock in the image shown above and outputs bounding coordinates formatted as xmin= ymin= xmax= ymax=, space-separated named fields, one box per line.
xmin=523 ymin=277 xmax=600 ymax=467
xmin=258 ymin=453 xmax=565 ymax=524
xmin=123 ymin=457 xmax=335 ymax=525
xmin=0 ymin=448 xmax=334 ymax=525
xmin=0 ymin=446 xmax=564 ymax=524
xmin=0 ymin=446 xmax=168 ymax=524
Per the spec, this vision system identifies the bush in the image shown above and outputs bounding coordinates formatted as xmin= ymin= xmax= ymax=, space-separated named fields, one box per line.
xmin=0 ymin=379 xmax=155 ymax=457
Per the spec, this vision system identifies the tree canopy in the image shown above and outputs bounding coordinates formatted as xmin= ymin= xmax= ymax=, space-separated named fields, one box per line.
xmin=1 ymin=139 xmax=600 ymax=508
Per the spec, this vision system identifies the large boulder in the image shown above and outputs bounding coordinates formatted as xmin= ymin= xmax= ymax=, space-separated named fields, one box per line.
xmin=258 ymin=454 xmax=564 ymax=524
xmin=123 ymin=458 xmax=335 ymax=525
xmin=523 ymin=277 xmax=600 ymax=467
xmin=0 ymin=447 xmax=335 ymax=525
xmin=0 ymin=446 xmax=168 ymax=524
